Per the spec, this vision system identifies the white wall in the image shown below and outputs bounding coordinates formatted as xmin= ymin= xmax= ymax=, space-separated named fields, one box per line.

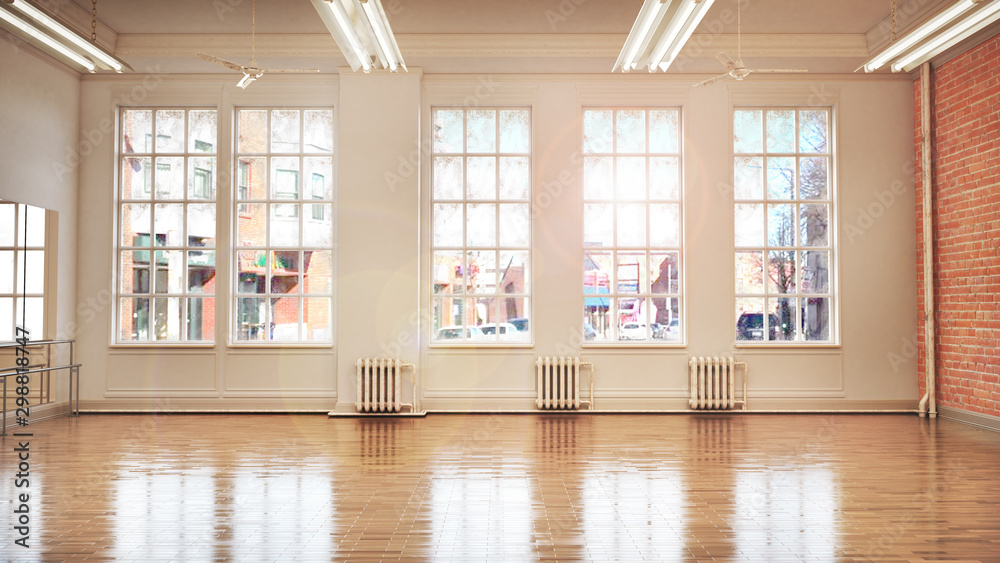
xmin=67 ymin=67 xmax=916 ymax=412
xmin=0 ymin=41 xmax=79 ymax=412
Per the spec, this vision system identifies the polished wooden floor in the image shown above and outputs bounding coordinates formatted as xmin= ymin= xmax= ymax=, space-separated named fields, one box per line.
xmin=2 ymin=413 xmax=999 ymax=562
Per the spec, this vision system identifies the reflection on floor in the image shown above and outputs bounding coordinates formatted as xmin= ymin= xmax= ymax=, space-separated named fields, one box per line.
xmin=1 ymin=413 xmax=998 ymax=561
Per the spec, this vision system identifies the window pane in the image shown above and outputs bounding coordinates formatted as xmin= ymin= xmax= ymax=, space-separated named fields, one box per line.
xmin=122 ymin=109 xmax=152 ymax=153
xmin=734 ymin=203 xmax=763 ymax=247
xmin=649 ymin=157 xmax=679 ymax=200
xmin=271 ymin=250 xmax=300 ymax=294
xmin=188 ymin=157 xmax=216 ymax=200
xmin=802 ymin=297 xmax=831 ymax=341
xmin=121 ymin=204 xmax=151 ymax=247
xmin=616 ymin=157 xmax=645 ymax=200
xmin=304 ymin=251 xmax=333 ymax=294
xmin=653 ymin=297 xmax=681 ymax=341
xmin=734 ymin=110 xmax=763 ymax=153
xmin=434 ymin=156 xmax=463 ymax=200
xmin=617 ymin=203 xmax=645 ymax=247
xmin=767 ymin=204 xmax=795 ymax=247
xmin=19 ymin=205 xmax=45 ymax=247
xmin=618 ymin=297 xmax=651 ymax=340
xmin=649 ymin=109 xmax=679 ymax=153
xmin=467 ymin=157 xmax=497 ymax=200
xmin=188 ymin=110 xmax=217 ymax=153
xmin=498 ymin=157 xmax=530 ymax=201
xmin=122 ymin=157 xmax=151 ymax=200
xmin=616 ymin=253 xmax=644 ymax=294
xmin=153 ymin=250 xmax=184 ymax=294
xmin=271 ymin=157 xmax=300 ymax=199
xmin=271 ymin=109 xmax=301 ymax=153
xmin=433 ymin=251 xmax=464 ymax=294
xmin=237 ymin=251 xmax=266 ymax=294
xmin=467 ymin=296 xmax=495 ymax=332
xmin=238 ymin=157 xmax=266 ymax=200
xmin=767 ymin=250 xmax=796 ymax=294
xmin=0 ymin=205 xmax=13 ymax=245
xmin=467 ymin=250 xmax=496 ymax=295
xmin=186 ymin=297 xmax=213 ymax=341
xmin=735 ymin=251 xmax=764 ymax=294
xmin=736 ymin=297 xmax=765 ymax=341
xmin=155 ymin=110 xmax=185 ymax=153
xmin=799 ymin=157 xmax=829 ymax=199
xmin=583 ymin=110 xmax=613 ymax=154
xmin=584 ymin=157 xmax=613 ymax=200
xmin=734 ymin=156 xmax=763 ymax=200
xmin=467 ymin=109 xmax=497 ymax=153
xmin=0 ymin=298 xmax=11 ymax=341
xmin=498 ymin=297 xmax=529 ymax=341
xmin=303 ymin=206 xmax=332 ymax=247
xmin=499 ymin=250 xmax=529 ymax=294
xmin=766 ymin=110 xmax=795 ymax=153
xmin=269 ymin=205 xmax=300 ymax=246
xmin=800 ymin=204 xmax=829 ymax=247
xmin=154 ymin=157 xmax=184 ymax=199
xmin=236 ymin=297 xmax=266 ymax=341
xmin=303 ymin=110 xmax=334 ymax=153
xmin=498 ymin=204 xmax=529 ymax=247
xmin=799 ymin=110 xmax=829 ymax=153
xmin=303 ymin=297 xmax=331 ymax=341
xmin=433 ymin=203 xmax=463 ymax=247
xmin=239 ymin=110 xmax=267 ymax=153
xmin=466 ymin=203 xmax=497 ymax=247
xmin=187 ymin=251 xmax=215 ymax=293
xmin=583 ymin=203 xmax=613 ymax=247
xmin=154 ymin=204 xmax=184 ymax=246
xmin=237 ymin=204 xmax=266 ymax=246
xmin=770 ymin=297 xmax=798 ymax=341
xmin=801 ymin=251 xmax=830 ymax=294
xmin=649 ymin=204 xmax=679 ymax=247
xmin=0 ymin=251 xmax=13 ymax=293
xmin=16 ymin=250 xmax=44 ymax=294
xmin=433 ymin=109 xmax=463 ymax=153
xmin=499 ymin=110 xmax=530 ymax=153
xmin=270 ymin=297 xmax=300 ymax=341
xmin=766 ymin=157 xmax=795 ymax=200
xmin=616 ymin=110 xmax=645 ymax=154
xmin=153 ymin=297 xmax=182 ymax=341
xmin=120 ymin=297 xmax=149 ymax=341
xmin=649 ymin=252 xmax=678 ymax=295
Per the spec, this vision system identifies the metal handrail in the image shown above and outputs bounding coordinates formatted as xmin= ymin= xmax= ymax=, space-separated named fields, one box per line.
xmin=1 ymin=339 xmax=79 ymax=435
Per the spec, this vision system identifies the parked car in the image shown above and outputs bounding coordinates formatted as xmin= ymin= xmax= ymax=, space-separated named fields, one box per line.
xmin=509 ymin=317 xmax=529 ymax=332
xmin=436 ymin=325 xmax=485 ymax=340
xmin=736 ymin=313 xmax=779 ymax=341
xmin=619 ymin=322 xmax=647 ymax=340
xmin=479 ymin=322 xmax=526 ymax=341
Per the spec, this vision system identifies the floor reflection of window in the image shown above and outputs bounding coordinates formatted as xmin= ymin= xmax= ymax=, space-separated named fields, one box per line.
xmin=431 ymin=475 xmax=533 ymax=558
xmin=582 ymin=469 xmax=686 ymax=560
xmin=734 ymin=467 xmax=837 ymax=559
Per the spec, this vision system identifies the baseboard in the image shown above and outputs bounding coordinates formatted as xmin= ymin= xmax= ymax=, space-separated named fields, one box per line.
xmin=420 ymin=396 xmax=917 ymax=412
xmin=2 ymin=400 xmax=72 ymax=431
xmin=81 ymin=397 xmax=336 ymax=412
xmin=937 ymin=405 xmax=1000 ymax=433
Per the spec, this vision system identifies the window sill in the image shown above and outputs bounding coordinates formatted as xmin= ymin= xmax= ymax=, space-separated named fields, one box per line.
xmin=582 ymin=342 xmax=687 ymax=350
xmin=733 ymin=343 xmax=841 ymax=351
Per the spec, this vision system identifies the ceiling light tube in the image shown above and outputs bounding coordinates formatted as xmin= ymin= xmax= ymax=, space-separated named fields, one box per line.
xmin=861 ymin=0 xmax=977 ymax=72
xmin=0 ymin=7 xmax=96 ymax=71
xmin=361 ymin=0 xmax=405 ymax=72
xmin=893 ymin=0 xmax=1000 ymax=71
xmin=8 ymin=0 xmax=124 ymax=71
xmin=352 ymin=0 xmax=390 ymax=70
xmin=651 ymin=0 xmax=715 ymax=71
xmin=614 ymin=0 xmax=671 ymax=72
xmin=313 ymin=0 xmax=372 ymax=72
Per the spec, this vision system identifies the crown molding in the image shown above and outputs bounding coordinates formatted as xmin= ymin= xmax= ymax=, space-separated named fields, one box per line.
xmin=115 ymin=32 xmax=870 ymax=59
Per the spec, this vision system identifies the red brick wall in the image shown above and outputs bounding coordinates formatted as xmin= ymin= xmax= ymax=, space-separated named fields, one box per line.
xmin=915 ymin=32 xmax=1000 ymax=417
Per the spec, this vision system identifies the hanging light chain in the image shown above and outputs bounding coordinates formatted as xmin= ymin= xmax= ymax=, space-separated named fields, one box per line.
xmin=91 ymin=0 xmax=98 ymax=42
xmin=890 ymin=0 xmax=897 ymax=42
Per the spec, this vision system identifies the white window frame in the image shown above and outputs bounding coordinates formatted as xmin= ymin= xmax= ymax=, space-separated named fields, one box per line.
xmin=232 ymin=107 xmax=335 ymax=346
xmin=581 ymin=107 xmax=685 ymax=346
xmin=114 ymin=107 xmax=218 ymax=344
xmin=0 ymin=202 xmax=47 ymax=342
xmin=732 ymin=106 xmax=837 ymax=346
xmin=429 ymin=106 xmax=533 ymax=346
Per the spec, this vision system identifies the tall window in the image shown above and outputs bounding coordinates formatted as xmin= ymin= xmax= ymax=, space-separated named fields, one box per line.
xmin=431 ymin=108 xmax=531 ymax=343
xmin=733 ymin=108 xmax=834 ymax=343
xmin=582 ymin=109 xmax=682 ymax=343
xmin=0 ymin=202 xmax=45 ymax=341
xmin=234 ymin=108 xmax=334 ymax=343
xmin=117 ymin=109 xmax=217 ymax=343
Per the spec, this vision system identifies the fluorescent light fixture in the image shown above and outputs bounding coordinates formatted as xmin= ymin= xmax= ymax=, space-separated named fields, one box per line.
xmin=310 ymin=0 xmax=406 ymax=73
xmin=0 ymin=0 xmax=130 ymax=73
xmin=614 ymin=0 xmax=716 ymax=73
xmin=861 ymin=0 xmax=1000 ymax=73
xmin=236 ymin=72 xmax=258 ymax=89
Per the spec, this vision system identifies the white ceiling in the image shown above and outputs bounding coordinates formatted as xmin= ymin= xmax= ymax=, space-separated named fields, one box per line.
xmin=58 ymin=0 xmax=960 ymax=75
